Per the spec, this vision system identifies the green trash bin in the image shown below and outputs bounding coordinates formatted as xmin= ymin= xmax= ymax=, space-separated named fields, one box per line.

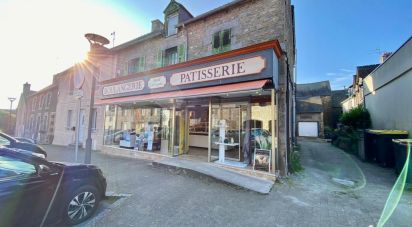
xmin=366 ymin=130 xmax=408 ymax=167
xmin=393 ymin=139 xmax=412 ymax=185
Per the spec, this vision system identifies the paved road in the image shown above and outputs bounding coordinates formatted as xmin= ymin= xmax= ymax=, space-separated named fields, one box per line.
xmin=43 ymin=140 xmax=411 ymax=227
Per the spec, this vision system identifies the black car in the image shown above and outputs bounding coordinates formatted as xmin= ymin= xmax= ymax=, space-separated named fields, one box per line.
xmin=0 ymin=132 xmax=47 ymax=158
xmin=0 ymin=147 xmax=106 ymax=226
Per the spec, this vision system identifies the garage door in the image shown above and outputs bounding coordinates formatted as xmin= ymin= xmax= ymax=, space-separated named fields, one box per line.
xmin=298 ymin=122 xmax=318 ymax=137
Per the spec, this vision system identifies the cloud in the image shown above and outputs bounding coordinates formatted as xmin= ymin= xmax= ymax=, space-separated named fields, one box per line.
xmin=326 ymin=72 xmax=336 ymax=76
xmin=339 ymin=68 xmax=355 ymax=73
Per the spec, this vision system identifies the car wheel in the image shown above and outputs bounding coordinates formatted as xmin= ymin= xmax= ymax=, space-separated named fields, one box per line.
xmin=63 ymin=185 xmax=100 ymax=225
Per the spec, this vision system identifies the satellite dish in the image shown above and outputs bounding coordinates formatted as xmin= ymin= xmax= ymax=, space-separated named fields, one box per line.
xmin=85 ymin=33 xmax=110 ymax=46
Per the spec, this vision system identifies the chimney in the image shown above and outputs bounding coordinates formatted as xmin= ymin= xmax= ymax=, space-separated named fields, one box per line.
xmin=23 ymin=82 xmax=31 ymax=95
xmin=151 ymin=20 xmax=164 ymax=32
xmin=380 ymin=52 xmax=392 ymax=63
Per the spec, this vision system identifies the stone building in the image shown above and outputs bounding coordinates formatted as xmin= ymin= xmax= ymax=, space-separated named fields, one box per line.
xmin=296 ymin=81 xmax=331 ymax=137
xmin=14 ymin=77 xmax=59 ymax=144
xmin=14 ymin=0 xmax=296 ymax=175
xmin=96 ymin=0 xmax=296 ymax=175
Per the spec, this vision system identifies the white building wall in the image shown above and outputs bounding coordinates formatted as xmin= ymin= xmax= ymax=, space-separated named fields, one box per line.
xmin=364 ymin=37 xmax=412 ymax=135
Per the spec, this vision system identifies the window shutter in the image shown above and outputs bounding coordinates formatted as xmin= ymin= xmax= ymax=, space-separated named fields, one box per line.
xmin=178 ymin=44 xmax=186 ymax=63
xmin=139 ymin=56 xmax=145 ymax=72
xmin=212 ymin=31 xmax=221 ymax=54
xmin=124 ymin=62 xmax=128 ymax=76
xmin=221 ymin=29 xmax=231 ymax=52
xmin=156 ymin=50 xmax=164 ymax=68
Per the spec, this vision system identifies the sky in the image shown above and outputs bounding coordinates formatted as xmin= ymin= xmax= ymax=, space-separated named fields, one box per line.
xmin=0 ymin=0 xmax=411 ymax=109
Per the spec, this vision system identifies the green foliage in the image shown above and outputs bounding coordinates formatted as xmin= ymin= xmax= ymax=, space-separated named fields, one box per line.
xmin=340 ymin=106 xmax=371 ymax=129
xmin=290 ymin=145 xmax=304 ymax=173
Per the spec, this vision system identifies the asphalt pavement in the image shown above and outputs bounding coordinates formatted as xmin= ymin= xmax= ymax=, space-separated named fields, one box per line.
xmin=43 ymin=139 xmax=412 ymax=227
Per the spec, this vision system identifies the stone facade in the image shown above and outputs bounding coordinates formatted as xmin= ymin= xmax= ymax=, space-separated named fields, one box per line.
xmin=14 ymin=78 xmax=59 ymax=144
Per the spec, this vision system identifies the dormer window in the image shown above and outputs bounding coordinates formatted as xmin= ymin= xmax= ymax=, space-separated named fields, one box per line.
xmin=166 ymin=14 xmax=178 ymax=36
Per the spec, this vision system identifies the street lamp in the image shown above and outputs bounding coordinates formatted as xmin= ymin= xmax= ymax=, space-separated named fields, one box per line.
xmin=84 ymin=33 xmax=110 ymax=164
xmin=8 ymin=97 xmax=16 ymax=134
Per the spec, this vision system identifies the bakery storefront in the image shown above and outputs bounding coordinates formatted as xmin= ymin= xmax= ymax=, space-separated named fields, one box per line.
xmin=97 ymin=41 xmax=282 ymax=173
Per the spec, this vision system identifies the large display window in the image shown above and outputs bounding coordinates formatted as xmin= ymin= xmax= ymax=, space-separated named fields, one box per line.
xmin=103 ymin=91 xmax=276 ymax=173
xmin=103 ymin=104 xmax=173 ymax=155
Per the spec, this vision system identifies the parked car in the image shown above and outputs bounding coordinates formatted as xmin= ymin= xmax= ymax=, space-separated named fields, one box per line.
xmin=0 ymin=132 xmax=47 ymax=158
xmin=0 ymin=147 xmax=107 ymax=226
xmin=15 ymin=137 xmax=36 ymax=144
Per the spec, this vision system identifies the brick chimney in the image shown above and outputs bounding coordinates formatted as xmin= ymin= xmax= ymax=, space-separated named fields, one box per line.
xmin=380 ymin=52 xmax=392 ymax=63
xmin=23 ymin=82 xmax=31 ymax=95
xmin=151 ymin=19 xmax=164 ymax=32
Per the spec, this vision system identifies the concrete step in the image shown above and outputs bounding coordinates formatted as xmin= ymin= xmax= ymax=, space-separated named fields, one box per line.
xmin=152 ymin=158 xmax=274 ymax=194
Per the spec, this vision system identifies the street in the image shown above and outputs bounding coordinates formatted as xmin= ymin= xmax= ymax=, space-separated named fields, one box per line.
xmin=44 ymin=139 xmax=412 ymax=227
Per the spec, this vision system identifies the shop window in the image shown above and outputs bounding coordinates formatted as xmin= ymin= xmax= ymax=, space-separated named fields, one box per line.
xmin=166 ymin=14 xmax=178 ymax=36
xmin=212 ymin=29 xmax=231 ymax=54
xmin=127 ymin=56 xmax=145 ymax=75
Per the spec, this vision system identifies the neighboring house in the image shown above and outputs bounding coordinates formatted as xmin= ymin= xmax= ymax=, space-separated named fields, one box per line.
xmin=14 ymin=78 xmax=59 ymax=144
xmin=15 ymin=83 xmax=36 ymax=137
xmin=341 ymin=64 xmax=380 ymax=112
xmin=296 ymin=81 xmax=331 ymax=137
xmin=364 ymin=36 xmax=412 ymax=135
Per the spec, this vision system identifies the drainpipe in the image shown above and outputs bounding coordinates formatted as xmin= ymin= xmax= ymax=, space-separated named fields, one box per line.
xmin=182 ymin=24 xmax=189 ymax=60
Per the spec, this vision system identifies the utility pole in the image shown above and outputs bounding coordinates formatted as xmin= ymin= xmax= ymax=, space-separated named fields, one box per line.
xmin=8 ymin=97 xmax=16 ymax=135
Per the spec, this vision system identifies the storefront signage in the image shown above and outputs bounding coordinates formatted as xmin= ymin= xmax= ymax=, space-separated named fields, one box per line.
xmin=102 ymin=80 xmax=145 ymax=96
xmin=170 ymin=56 xmax=265 ymax=86
xmin=148 ymin=76 xmax=166 ymax=89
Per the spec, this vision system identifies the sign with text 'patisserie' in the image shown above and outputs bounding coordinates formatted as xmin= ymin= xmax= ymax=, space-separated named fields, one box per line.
xmin=170 ymin=56 xmax=265 ymax=86
xmin=102 ymin=80 xmax=145 ymax=96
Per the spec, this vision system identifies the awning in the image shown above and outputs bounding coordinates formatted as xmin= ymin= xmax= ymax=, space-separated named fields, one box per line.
xmin=95 ymin=79 xmax=270 ymax=105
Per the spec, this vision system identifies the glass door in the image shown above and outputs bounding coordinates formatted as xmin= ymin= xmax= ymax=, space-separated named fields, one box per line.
xmin=210 ymin=102 xmax=246 ymax=164
xmin=173 ymin=108 xmax=187 ymax=156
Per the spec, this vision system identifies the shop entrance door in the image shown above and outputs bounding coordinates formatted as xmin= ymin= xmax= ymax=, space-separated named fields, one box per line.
xmin=211 ymin=103 xmax=247 ymax=165
xmin=173 ymin=108 xmax=187 ymax=156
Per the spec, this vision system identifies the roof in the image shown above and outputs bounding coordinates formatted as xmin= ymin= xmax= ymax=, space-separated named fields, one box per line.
xmin=296 ymin=81 xmax=331 ymax=97
xmin=178 ymin=0 xmax=249 ymax=26
xmin=331 ymin=90 xmax=348 ymax=107
xmin=296 ymin=96 xmax=323 ymax=113
xmin=28 ymin=84 xmax=57 ymax=97
xmin=356 ymin=64 xmax=380 ymax=79
xmin=368 ymin=36 xmax=412 ymax=77
xmin=110 ymin=31 xmax=163 ymax=52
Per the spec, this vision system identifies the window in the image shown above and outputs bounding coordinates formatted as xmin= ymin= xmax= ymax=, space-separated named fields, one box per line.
xmin=92 ymin=108 xmax=97 ymax=130
xmin=32 ymin=97 xmax=37 ymax=111
xmin=212 ymin=29 xmax=232 ymax=54
xmin=127 ymin=57 xmax=145 ymax=75
xmin=164 ymin=47 xmax=178 ymax=66
xmin=67 ymin=110 xmax=72 ymax=129
xmin=166 ymin=14 xmax=178 ymax=36
xmin=47 ymin=93 xmax=52 ymax=108
xmin=0 ymin=155 xmax=37 ymax=179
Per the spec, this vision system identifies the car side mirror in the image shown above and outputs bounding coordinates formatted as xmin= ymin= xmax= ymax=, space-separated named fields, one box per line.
xmin=38 ymin=164 xmax=51 ymax=176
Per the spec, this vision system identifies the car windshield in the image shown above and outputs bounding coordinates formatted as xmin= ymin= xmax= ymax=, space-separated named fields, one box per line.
xmin=0 ymin=155 xmax=37 ymax=178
